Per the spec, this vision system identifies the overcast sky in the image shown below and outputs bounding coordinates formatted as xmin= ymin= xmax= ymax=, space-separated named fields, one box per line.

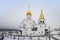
xmin=0 ymin=0 xmax=60 ymax=29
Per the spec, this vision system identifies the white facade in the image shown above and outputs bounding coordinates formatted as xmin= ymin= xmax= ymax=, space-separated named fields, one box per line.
xmin=20 ymin=19 xmax=36 ymax=36
xmin=19 ymin=10 xmax=48 ymax=36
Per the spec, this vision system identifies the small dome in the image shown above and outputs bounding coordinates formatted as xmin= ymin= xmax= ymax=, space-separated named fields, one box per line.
xmin=26 ymin=10 xmax=31 ymax=16
xmin=39 ymin=10 xmax=44 ymax=19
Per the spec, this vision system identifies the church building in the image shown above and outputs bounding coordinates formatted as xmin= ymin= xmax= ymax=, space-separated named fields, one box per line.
xmin=19 ymin=7 xmax=48 ymax=36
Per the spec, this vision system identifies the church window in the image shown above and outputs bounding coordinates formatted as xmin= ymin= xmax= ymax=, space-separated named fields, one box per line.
xmin=43 ymin=21 xmax=44 ymax=23
xmin=45 ymin=29 xmax=48 ymax=31
xmin=20 ymin=31 xmax=22 ymax=34
xmin=45 ymin=29 xmax=48 ymax=35
xmin=40 ymin=21 xmax=42 ymax=23
xmin=32 ymin=27 xmax=37 ymax=31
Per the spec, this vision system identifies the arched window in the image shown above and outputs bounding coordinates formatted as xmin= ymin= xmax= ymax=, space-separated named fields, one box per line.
xmin=40 ymin=21 xmax=42 ymax=23
xmin=32 ymin=27 xmax=37 ymax=31
xmin=43 ymin=21 xmax=44 ymax=23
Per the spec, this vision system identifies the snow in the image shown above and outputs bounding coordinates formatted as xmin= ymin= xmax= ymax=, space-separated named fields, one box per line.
xmin=3 ymin=36 xmax=59 ymax=40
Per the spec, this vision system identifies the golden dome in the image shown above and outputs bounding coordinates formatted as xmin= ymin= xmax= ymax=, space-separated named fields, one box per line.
xmin=26 ymin=10 xmax=31 ymax=16
xmin=26 ymin=6 xmax=32 ymax=16
xmin=39 ymin=10 xmax=44 ymax=19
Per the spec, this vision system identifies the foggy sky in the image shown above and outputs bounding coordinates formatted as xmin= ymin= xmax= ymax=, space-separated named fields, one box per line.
xmin=0 ymin=0 xmax=60 ymax=29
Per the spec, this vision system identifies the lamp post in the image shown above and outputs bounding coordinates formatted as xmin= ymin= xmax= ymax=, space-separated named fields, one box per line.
xmin=29 ymin=34 xmax=32 ymax=40
xmin=48 ymin=26 xmax=50 ymax=40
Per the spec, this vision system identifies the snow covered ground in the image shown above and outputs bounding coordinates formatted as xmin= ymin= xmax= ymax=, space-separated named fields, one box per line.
xmin=3 ymin=36 xmax=56 ymax=40
xmin=0 ymin=30 xmax=60 ymax=40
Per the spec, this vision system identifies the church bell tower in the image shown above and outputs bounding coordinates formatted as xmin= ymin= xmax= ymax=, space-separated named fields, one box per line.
xmin=26 ymin=6 xmax=32 ymax=20
xmin=38 ymin=10 xmax=45 ymax=24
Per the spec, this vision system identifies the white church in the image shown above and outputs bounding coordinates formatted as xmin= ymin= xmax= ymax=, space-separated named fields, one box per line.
xmin=0 ymin=7 xmax=60 ymax=40
xmin=19 ymin=7 xmax=49 ymax=36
